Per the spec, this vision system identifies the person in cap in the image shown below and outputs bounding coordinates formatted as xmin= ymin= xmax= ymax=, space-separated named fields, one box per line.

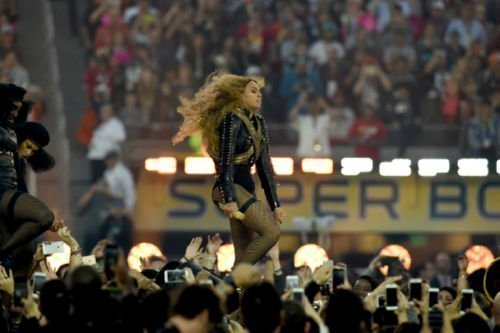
xmin=0 ymin=84 xmax=55 ymax=266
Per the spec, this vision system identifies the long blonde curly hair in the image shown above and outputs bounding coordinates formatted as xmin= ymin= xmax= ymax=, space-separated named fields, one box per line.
xmin=172 ymin=73 xmax=265 ymax=148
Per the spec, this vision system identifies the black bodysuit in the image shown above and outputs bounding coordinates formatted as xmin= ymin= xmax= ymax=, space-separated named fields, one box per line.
xmin=0 ymin=124 xmax=18 ymax=194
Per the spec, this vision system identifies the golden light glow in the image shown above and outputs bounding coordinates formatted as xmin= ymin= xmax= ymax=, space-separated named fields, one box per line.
xmin=46 ymin=243 xmax=71 ymax=273
xmin=217 ymin=243 xmax=235 ymax=272
xmin=301 ymin=158 xmax=334 ymax=174
xmin=465 ymin=245 xmax=494 ymax=275
xmin=185 ymin=157 xmax=216 ymax=175
xmin=145 ymin=157 xmax=177 ymax=174
xmin=379 ymin=244 xmax=412 ymax=276
xmin=127 ymin=242 xmax=165 ymax=271
xmin=271 ymin=157 xmax=294 ymax=175
xmin=294 ymin=244 xmax=329 ymax=271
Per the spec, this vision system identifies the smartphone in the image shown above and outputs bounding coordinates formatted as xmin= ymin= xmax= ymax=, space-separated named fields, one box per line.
xmin=460 ymin=289 xmax=473 ymax=312
xmin=199 ymin=279 xmax=214 ymax=286
xmin=332 ymin=268 xmax=346 ymax=289
xmin=104 ymin=244 xmax=119 ymax=278
xmin=429 ymin=288 xmax=439 ymax=308
xmin=82 ymin=255 xmax=97 ymax=266
xmin=42 ymin=241 xmax=65 ymax=256
xmin=376 ymin=295 xmax=386 ymax=308
xmin=14 ymin=279 xmax=28 ymax=306
xmin=409 ymin=278 xmax=422 ymax=303
xmin=286 ymin=275 xmax=300 ymax=289
xmin=164 ymin=269 xmax=187 ymax=283
xmin=429 ymin=310 xmax=443 ymax=328
xmin=32 ymin=272 xmax=47 ymax=295
xmin=293 ymin=287 xmax=304 ymax=303
xmin=385 ymin=284 xmax=398 ymax=311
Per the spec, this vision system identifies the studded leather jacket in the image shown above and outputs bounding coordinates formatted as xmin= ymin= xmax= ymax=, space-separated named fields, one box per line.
xmin=211 ymin=110 xmax=280 ymax=210
xmin=0 ymin=124 xmax=18 ymax=192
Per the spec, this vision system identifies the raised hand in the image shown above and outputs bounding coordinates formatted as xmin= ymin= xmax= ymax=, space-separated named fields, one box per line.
xmin=206 ymin=233 xmax=223 ymax=255
xmin=184 ymin=236 xmax=203 ymax=261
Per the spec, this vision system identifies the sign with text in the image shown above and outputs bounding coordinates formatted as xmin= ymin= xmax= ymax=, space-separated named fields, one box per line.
xmin=133 ymin=171 xmax=500 ymax=233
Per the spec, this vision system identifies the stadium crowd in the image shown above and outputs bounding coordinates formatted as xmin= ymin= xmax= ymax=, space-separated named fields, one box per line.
xmin=0 ymin=225 xmax=498 ymax=333
xmin=78 ymin=0 xmax=500 ymax=159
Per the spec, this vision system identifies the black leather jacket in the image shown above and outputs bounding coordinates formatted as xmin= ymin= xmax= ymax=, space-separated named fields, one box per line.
xmin=0 ymin=124 xmax=18 ymax=192
xmin=213 ymin=111 xmax=280 ymax=210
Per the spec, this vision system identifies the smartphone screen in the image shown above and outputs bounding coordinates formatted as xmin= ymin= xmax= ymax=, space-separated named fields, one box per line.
xmin=385 ymin=284 xmax=398 ymax=311
xmin=332 ymin=268 xmax=345 ymax=289
xmin=286 ymin=275 xmax=300 ymax=289
xmin=376 ymin=295 xmax=386 ymax=308
xmin=429 ymin=288 xmax=439 ymax=308
xmin=461 ymin=289 xmax=473 ymax=312
xmin=429 ymin=310 xmax=443 ymax=328
xmin=14 ymin=279 xmax=28 ymax=306
xmin=32 ymin=272 xmax=47 ymax=295
xmin=293 ymin=288 xmax=304 ymax=303
xmin=409 ymin=279 xmax=422 ymax=301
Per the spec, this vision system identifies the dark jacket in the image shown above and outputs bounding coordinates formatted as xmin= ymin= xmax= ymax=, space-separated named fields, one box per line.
xmin=0 ymin=125 xmax=18 ymax=193
xmin=213 ymin=110 xmax=280 ymax=210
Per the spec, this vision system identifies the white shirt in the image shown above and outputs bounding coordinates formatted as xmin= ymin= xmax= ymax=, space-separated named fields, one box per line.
xmin=309 ymin=40 xmax=345 ymax=65
xmin=123 ymin=6 xmax=159 ymax=25
xmin=330 ymin=107 xmax=355 ymax=140
xmin=294 ymin=113 xmax=332 ymax=157
xmin=104 ymin=162 xmax=136 ymax=212
xmin=87 ymin=117 xmax=126 ymax=160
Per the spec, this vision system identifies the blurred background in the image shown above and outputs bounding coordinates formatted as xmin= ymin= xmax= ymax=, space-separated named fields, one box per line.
xmin=8 ymin=0 xmax=500 ymax=273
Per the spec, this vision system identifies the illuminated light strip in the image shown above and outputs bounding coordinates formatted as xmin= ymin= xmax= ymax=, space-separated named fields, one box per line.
xmin=271 ymin=157 xmax=294 ymax=176
xmin=497 ymin=160 xmax=500 ymax=175
xmin=457 ymin=158 xmax=488 ymax=177
xmin=185 ymin=157 xmax=216 ymax=175
xmin=157 ymin=157 xmax=177 ymax=174
xmin=379 ymin=159 xmax=412 ymax=177
xmin=301 ymin=158 xmax=334 ymax=174
xmin=145 ymin=158 xmax=159 ymax=172
xmin=341 ymin=157 xmax=373 ymax=176
xmin=145 ymin=157 xmax=177 ymax=174
xmin=417 ymin=159 xmax=450 ymax=177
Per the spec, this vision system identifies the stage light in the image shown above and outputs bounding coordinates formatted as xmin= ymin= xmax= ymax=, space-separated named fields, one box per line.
xmin=294 ymin=244 xmax=329 ymax=271
xmin=301 ymin=158 xmax=334 ymax=174
xmin=45 ymin=243 xmax=71 ymax=273
xmin=379 ymin=159 xmax=412 ymax=177
xmin=127 ymin=242 xmax=165 ymax=271
xmin=217 ymin=243 xmax=235 ymax=272
xmin=271 ymin=157 xmax=294 ymax=175
xmin=464 ymin=245 xmax=494 ymax=275
xmin=185 ymin=156 xmax=216 ymax=175
xmin=418 ymin=159 xmax=450 ymax=177
xmin=378 ymin=244 xmax=412 ymax=276
xmin=145 ymin=158 xmax=159 ymax=172
xmin=341 ymin=157 xmax=373 ymax=176
xmin=457 ymin=158 xmax=488 ymax=177
xmin=497 ymin=160 xmax=500 ymax=175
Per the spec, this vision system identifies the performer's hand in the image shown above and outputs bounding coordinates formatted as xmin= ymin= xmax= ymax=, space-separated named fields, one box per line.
xmin=273 ymin=207 xmax=285 ymax=224
xmin=220 ymin=202 xmax=239 ymax=219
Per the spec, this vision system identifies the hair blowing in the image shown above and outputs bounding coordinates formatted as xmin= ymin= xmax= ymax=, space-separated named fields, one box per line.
xmin=172 ymin=73 xmax=264 ymax=149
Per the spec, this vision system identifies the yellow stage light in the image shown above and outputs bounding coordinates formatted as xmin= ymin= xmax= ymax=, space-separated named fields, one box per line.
xmin=217 ymin=243 xmax=235 ymax=272
xmin=301 ymin=158 xmax=334 ymax=174
xmin=294 ymin=244 xmax=329 ymax=271
xmin=185 ymin=157 xmax=216 ymax=175
xmin=464 ymin=245 xmax=494 ymax=275
xmin=271 ymin=157 xmax=294 ymax=175
xmin=127 ymin=242 xmax=165 ymax=271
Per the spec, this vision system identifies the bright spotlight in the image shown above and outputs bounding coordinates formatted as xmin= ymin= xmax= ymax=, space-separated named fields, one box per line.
xmin=127 ymin=242 xmax=165 ymax=271
xmin=271 ymin=157 xmax=294 ymax=175
xmin=464 ymin=245 xmax=494 ymax=275
xmin=341 ymin=157 xmax=373 ymax=176
xmin=185 ymin=157 xmax=216 ymax=175
xmin=378 ymin=244 xmax=412 ymax=276
xmin=457 ymin=158 xmax=488 ymax=177
xmin=379 ymin=159 xmax=412 ymax=177
xmin=294 ymin=244 xmax=329 ymax=271
xmin=301 ymin=158 xmax=334 ymax=174
xmin=497 ymin=160 xmax=500 ymax=175
xmin=417 ymin=159 xmax=450 ymax=177
xmin=217 ymin=243 xmax=235 ymax=272
xmin=145 ymin=157 xmax=177 ymax=174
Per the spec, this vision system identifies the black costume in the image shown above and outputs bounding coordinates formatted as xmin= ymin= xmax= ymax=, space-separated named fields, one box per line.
xmin=210 ymin=109 xmax=281 ymax=264
xmin=0 ymin=84 xmax=54 ymax=263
